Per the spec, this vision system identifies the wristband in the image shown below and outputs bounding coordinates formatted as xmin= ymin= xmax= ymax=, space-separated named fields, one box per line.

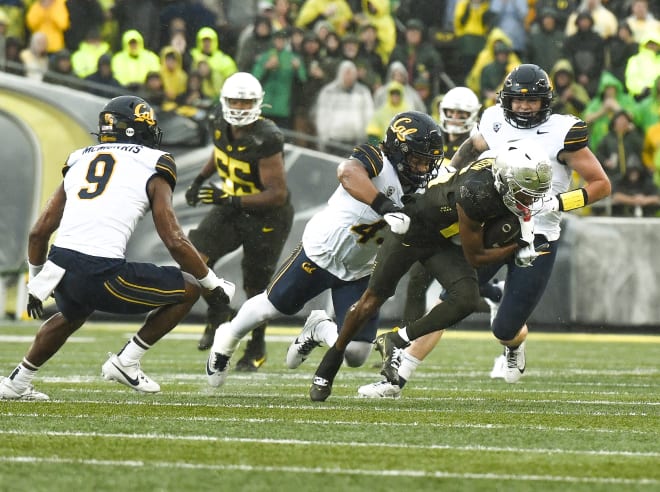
xmin=28 ymin=262 xmax=44 ymax=281
xmin=557 ymin=188 xmax=588 ymax=212
xmin=370 ymin=192 xmax=400 ymax=215
xmin=230 ymin=195 xmax=242 ymax=209
xmin=197 ymin=269 xmax=219 ymax=289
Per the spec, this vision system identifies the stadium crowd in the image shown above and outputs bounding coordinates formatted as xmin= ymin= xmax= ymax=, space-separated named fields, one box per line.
xmin=1 ymin=0 xmax=660 ymax=217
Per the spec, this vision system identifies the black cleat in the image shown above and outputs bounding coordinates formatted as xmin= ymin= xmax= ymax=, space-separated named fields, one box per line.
xmin=309 ymin=345 xmax=344 ymax=402
xmin=197 ymin=324 xmax=215 ymax=351
xmin=235 ymin=324 xmax=267 ymax=372
xmin=375 ymin=331 xmax=409 ymax=386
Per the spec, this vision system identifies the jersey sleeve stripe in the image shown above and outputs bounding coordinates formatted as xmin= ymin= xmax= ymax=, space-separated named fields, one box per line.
xmin=155 ymin=154 xmax=177 ymax=189
xmin=350 ymin=144 xmax=383 ymax=178
xmin=564 ymin=121 xmax=589 ymax=152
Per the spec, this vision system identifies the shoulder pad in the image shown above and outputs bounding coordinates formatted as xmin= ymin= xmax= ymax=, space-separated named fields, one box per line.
xmin=350 ymin=144 xmax=383 ymax=178
xmin=155 ymin=153 xmax=177 ymax=190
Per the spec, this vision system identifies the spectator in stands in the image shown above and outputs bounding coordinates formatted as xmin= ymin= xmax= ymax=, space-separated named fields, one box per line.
xmin=0 ymin=0 xmax=27 ymax=44
xmin=565 ymin=0 xmax=618 ymax=40
xmin=293 ymin=31 xmax=327 ymax=142
xmin=166 ymin=25 xmax=193 ymax=74
xmin=549 ymin=59 xmax=590 ymax=118
xmin=235 ymin=15 xmax=272 ymax=72
xmin=192 ymin=56 xmax=222 ymax=101
xmin=626 ymin=0 xmax=660 ymax=44
xmin=374 ymin=60 xmax=426 ymax=113
xmin=136 ymin=71 xmax=166 ymax=107
xmin=339 ymin=33 xmax=379 ymax=92
xmin=314 ymin=60 xmax=373 ymax=151
xmin=366 ymin=81 xmax=413 ymax=145
xmin=635 ymin=75 xmax=660 ymax=132
xmin=356 ymin=22 xmax=385 ymax=84
xmin=271 ymin=0 xmax=294 ymax=33
xmin=603 ymin=21 xmax=639 ymax=87
xmin=526 ymin=7 xmax=566 ymax=74
xmin=452 ymin=0 xmax=491 ymax=84
xmin=355 ymin=0 xmax=396 ymax=68
xmin=159 ymin=0 xmax=218 ymax=52
xmin=596 ymin=110 xmax=645 ymax=182
xmin=4 ymin=36 xmax=25 ymax=76
xmin=111 ymin=0 xmax=161 ymax=52
xmin=562 ymin=11 xmax=605 ymax=98
xmin=466 ymin=28 xmax=521 ymax=100
xmin=84 ymin=52 xmax=122 ymax=97
xmin=624 ymin=34 xmax=660 ymax=101
xmin=43 ymin=48 xmax=79 ymax=89
xmin=295 ymin=0 xmax=353 ymax=36
xmin=111 ymin=30 xmax=161 ymax=91
xmin=642 ymin=119 xmax=660 ymax=188
xmin=252 ymin=28 xmax=306 ymax=130
xmin=189 ymin=26 xmax=237 ymax=97
xmin=479 ymin=40 xmax=515 ymax=107
xmin=389 ymin=19 xmax=443 ymax=98
xmin=160 ymin=46 xmax=188 ymax=103
xmin=26 ymin=0 xmax=70 ymax=54
xmin=64 ymin=0 xmax=104 ymax=53
xmin=175 ymin=69 xmax=214 ymax=110
xmin=489 ymin=0 xmax=528 ymax=58
xmin=20 ymin=30 xmax=48 ymax=80
xmin=583 ymin=71 xmax=638 ymax=151
xmin=70 ymin=27 xmax=110 ymax=79
xmin=610 ymin=160 xmax=660 ymax=217
xmin=532 ymin=0 xmax=577 ymax=31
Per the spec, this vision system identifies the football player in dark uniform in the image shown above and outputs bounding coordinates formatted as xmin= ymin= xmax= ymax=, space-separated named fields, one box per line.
xmin=310 ymin=141 xmax=553 ymax=401
xmin=185 ymin=72 xmax=294 ymax=371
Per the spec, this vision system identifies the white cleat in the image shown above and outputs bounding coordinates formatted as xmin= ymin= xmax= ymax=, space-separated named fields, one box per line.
xmin=490 ymin=354 xmax=506 ymax=379
xmin=206 ymin=351 xmax=231 ymax=388
xmin=101 ymin=353 xmax=160 ymax=393
xmin=504 ymin=341 xmax=526 ymax=383
xmin=357 ymin=380 xmax=401 ymax=399
xmin=285 ymin=310 xmax=330 ymax=369
xmin=0 ymin=377 xmax=50 ymax=401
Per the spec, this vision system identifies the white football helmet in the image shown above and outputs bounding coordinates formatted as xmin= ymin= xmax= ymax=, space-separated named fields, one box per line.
xmin=220 ymin=72 xmax=264 ymax=126
xmin=493 ymin=142 xmax=553 ymax=216
xmin=439 ymin=86 xmax=481 ymax=135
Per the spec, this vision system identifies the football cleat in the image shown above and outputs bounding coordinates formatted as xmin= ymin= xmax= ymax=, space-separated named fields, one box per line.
xmin=197 ymin=323 xmax=215 ymax=351
xmin=286 ymin=310 xmax=329 ymax=369
xmin=235 ymin=326 xmax=267 ymax=372
xmin=0 ymin=377 xmax=50 ymax=401
xmin=374 ymin=331 xmax=409 ymax=386
xmin=504 ymin=341 xmax=526 ymax=383
xmin=309 ymin=375 xmax=332 ymax=402
xmin=490 ymin=353 xmax=506 ymax=379
xmin=309 ymin=346 xmax=344 ymax=402
xmin=206 ymin=351 xmax=231 ymax=387
xmin=101 ymin=353 xmax=160 ymax=393
xmin=357 ymin=380 xmax=401 ymax=399
xmin=484 ymin=280 xmax=505 ymax=327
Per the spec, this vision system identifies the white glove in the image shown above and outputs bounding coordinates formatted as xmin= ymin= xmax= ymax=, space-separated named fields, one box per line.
xmin=384 ymin=212 xmax=410 ymax=235
xmin=198 ymin=270 xmax=236 ymax=302
xmin=518 ymin=216 xmax=535 ymax=247
xmin=538 ymin=195 xmax=560 ymax=214
xmin=216 ymin=278 xmax=236 ymax=302
xmin=515 ymin=244 xmax=540 ymax=267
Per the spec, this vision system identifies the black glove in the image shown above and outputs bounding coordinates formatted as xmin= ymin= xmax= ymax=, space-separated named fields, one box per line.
xmin=198 ymin=184 xmax=241 ymax=208
xmin=205 ymin=285 xmax=230 ymax=308
xmin=27 ymin=294 xmax=44 ymax=319
xmin=185 ymin=175 xmax=205 ymax=206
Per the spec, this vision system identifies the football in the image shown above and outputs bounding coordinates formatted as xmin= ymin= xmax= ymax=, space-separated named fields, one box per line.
xmin=483 ymin=214 xmax=521 ymax=248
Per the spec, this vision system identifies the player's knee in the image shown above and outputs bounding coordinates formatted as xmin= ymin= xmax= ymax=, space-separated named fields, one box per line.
xmin=343 ymin=341 xmax=373 ymax=367
xmin=492 ymin=322 xmax=520 ymax=342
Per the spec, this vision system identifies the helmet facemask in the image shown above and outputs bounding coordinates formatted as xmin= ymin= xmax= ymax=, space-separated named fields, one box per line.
xmin=499 ymin=64 xmax=553 ymax=129
xmin=439 ymin=87 xmax=481 ymax=135
xmin=220 ymin=72 xmax=264 ymax=126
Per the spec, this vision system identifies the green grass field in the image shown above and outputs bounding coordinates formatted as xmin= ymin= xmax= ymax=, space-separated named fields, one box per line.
xmin=0 ymin=321 xmax=658 ymax=492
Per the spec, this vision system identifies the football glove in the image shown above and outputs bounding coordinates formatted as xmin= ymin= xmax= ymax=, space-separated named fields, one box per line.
xmin=27 ymin=293 xmax=44 ymax=319
xmin=515 ymin=244 xmax=540 ymax=268
xmin=384 ymin=212 xmax=410 ymax=235
xmin=538 ymin=195 xmax=560 ymax=214
xmin=197 ymin=184 xmax=227 ymax=205
xmin=185 ymin=177 xmax=205 ymax=206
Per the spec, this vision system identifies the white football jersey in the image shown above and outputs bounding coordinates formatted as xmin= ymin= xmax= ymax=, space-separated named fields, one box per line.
xmin=54 ymin=143 xmax=176 ymax=258
xmin=478 ymin=105 xmax=582 ymax=241
xmin=302 ymin=150 xmax=406 ymax=281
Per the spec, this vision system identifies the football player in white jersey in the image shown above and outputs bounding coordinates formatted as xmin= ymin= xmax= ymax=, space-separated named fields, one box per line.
xmin=358 ymin=64 xmax=611 ymax=398
xmin=205 ymin=111 xmax=444 ymax=389
xmin=0 ymin=96 xmax=235 ymax=401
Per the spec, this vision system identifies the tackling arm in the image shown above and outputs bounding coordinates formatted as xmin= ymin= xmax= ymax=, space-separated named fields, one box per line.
xmin=449 ymin=133 xmax=489 ymax=170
